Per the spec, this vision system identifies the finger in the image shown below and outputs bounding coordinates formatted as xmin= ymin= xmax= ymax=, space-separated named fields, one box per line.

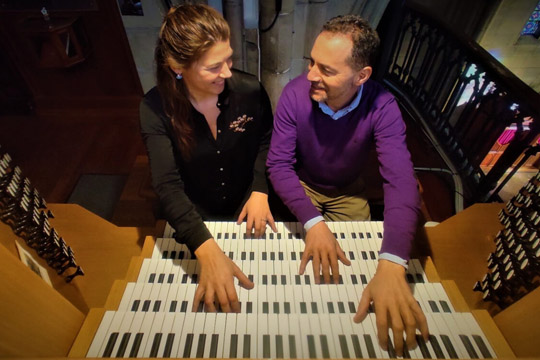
xmin=224 ymin=280 xmax=241 ymax=313
xmin=233 ymin=264 xmax=255 ymax=290
xmin=375 ymin=304 xmax=389 ymax=350
xmin=403 ymin=309 xmax=419 ymax=351
xmin=215 ymin=285 xmax=231 ymax=313
xmin=320 ymin=254 xmax=331 ymax=285
xmin=329 ymin=251 xmax=340 ymax=284
xmin=336 ymin=244 xmax=351 ymax=266
xmin=245 ymin=217 xmax=254 ymax=237
xmin=299 ymin=249 xmax=311 ymax=275
xmin=389 ymin=310 xmax=405 ymax=357
xmin=236 ymin=206 xmax=247 ymax=225
xmin=204 ymin=288 xmax=217 ymax=312
xmin=312 ymin=254 xmax=321 ymax=284
xmin=192 ymin=285 xmax=205 ymax=312
xmin=267 ymin=214 xmax=277 ymax=232
xmin=354 ymin=289 xmax=371 ymax=323
xmin=413 ymin=303 xmax=429 ymax=341
xmin=254 ymin=218 xmax=265 ymax=238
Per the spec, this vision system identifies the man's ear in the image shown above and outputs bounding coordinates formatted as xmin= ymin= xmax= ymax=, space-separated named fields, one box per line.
xmin=354 ymin=66 xmax=372 ymax=86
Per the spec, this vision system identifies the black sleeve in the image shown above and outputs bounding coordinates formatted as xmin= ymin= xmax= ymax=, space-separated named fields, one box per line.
xmin=139 ymin=95 xmax=211 ymax=254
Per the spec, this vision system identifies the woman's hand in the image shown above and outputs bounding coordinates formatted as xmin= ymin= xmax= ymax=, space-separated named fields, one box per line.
xmin=237 ymin=191 xmax=277 ymax=237
xmin=193 ymin=238 xmax=254 ymax=312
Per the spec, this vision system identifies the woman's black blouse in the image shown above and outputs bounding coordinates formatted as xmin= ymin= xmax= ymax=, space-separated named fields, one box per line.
xmin=140 ymin=70 xmax=273 ymax=253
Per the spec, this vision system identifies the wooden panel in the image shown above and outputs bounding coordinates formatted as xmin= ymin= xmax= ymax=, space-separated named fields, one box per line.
xmin=68 ymin=308 xmax=106 ymax=358
xmin=494 ymin=287 xmax=540 ymax=357
xmin=0 ymin=243 xmax=84 ymax=357
xmin=422 ymin=203 xmax=504 ymax=313
xmin=472 ymin=310 xmax=516 ymax=358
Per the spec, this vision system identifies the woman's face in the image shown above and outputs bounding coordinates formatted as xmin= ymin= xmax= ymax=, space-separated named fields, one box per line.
xmin=176 ymin=40 xmax=233 ymax=99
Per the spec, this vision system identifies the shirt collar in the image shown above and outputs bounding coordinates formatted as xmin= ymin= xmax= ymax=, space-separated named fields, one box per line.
xmin=318 ymin=85 xmax=363 ymax=120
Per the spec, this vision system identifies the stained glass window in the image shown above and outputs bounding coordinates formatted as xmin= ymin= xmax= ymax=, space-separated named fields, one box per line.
xmin=521 ymin=1 xmax=540 ymax=38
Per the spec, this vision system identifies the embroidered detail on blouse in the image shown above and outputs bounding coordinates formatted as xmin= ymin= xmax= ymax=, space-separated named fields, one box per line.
xmin=229 ymin=114 xmax=253 ymax=132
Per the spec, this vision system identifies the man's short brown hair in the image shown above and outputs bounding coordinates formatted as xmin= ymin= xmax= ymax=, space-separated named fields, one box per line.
xmin=322 ymin=15 xmax=380 ymax=70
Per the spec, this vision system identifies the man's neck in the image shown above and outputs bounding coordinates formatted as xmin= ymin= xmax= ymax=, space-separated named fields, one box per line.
xmin=326 ymin=87 xmax=360 ymax=112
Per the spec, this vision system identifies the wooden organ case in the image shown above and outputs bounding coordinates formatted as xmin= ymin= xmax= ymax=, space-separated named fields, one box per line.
xmin=1 ymin=203 xmax=539 ymax=359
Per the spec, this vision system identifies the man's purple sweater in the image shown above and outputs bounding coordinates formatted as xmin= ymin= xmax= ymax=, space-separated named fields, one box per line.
xmin=267 ymin=74 xmax=420 ymax=260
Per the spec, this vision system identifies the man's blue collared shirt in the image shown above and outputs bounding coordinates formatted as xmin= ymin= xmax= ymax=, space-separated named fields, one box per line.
xmin=318 ymin=85 xmax=363 ymax=120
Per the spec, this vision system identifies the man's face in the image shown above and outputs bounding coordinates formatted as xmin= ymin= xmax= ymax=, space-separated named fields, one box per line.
xmin=307 ymin=32 xmax=368 ymax=111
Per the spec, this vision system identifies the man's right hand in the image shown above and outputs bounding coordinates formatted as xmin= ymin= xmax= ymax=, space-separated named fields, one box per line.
xmin=299 ymin=221 xmax=351 ymax=284
xmin=193 ymin=238 xmax=254 ymax=312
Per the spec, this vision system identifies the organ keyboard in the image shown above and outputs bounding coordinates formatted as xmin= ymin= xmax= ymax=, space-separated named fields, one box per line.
xmin=77 ymin=221 xmax=499 ymax=359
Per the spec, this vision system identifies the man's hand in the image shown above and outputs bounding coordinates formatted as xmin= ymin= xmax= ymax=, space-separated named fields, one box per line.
xmin=237 ymin=191 xmax=277 ymax=238
xmin=299 ymin=221 xmax=351 ymax=284
xmin=354 ymin=259 xmax=429 ymax=356
xmin=193 ymin=238 xmax=254 ymax=312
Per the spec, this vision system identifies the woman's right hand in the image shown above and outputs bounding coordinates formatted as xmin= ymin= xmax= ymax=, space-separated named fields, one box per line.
xmin=192 ymin=238 xmax=254 ymax=312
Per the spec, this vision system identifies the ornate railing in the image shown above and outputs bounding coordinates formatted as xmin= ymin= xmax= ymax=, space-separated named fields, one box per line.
xmin=376 ymin=0 xmax=540 ymax=209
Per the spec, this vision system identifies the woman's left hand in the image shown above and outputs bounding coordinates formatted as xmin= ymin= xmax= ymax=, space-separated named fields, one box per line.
xmin=237 ymin=191 xmax=277 ymax=237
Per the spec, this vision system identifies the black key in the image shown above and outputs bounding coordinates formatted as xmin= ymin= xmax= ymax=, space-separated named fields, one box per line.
xmin=263 ymin=334 xmax=271 ymax=358
xmin=351 ymin=274 xmax=358 ymax=284
xmin=116 ymin=333 xmax=131 ymax=357
xmin=339 ymin=275 xmax=344 ymax=284
xmin=279 ymin=252 xmax=284 ymax=260
xmin=130 ymin=333 xmax=144 ymax=357
xmin=277 ymin=233 xmax=282 ymax=239
xmin=169 ymin=300 xmax=177 ymax=312
xmin=291 ymin=252 xmax=296 ymax=260
xmin=289 ymin=335 xmax=297 ymax=359
xmin=228 ymin=251 xmax=233 ymax=259
xmin=262 ymin=252 xmax=267 ymax=260
xmin=338 ymin=302 xmax=346 ymax=313
xmin=243 ymin=335 xmax=251 ymax=358
xmin=352 ymin=232 xmax=357 ymax=239
xmin=320 ymin=335 xmax=330 ymax=358
xmin=276 ymin=335 xmax=284 ymax=359
xmin=196 ymin=334 xmax=206 ymax=358
xmin=270 ymin=252 xmax=275 ymax=261
xmin=416 ymin=274 xmax=424 ymax=283
xmin=250 ymin=252 xmax=255 ymax=261
xmin=103 ymin=332 xmax=119 ymax=357
xmin=230 ymin=334 xmax=238 ymax=358
xmin=150 ymin=332 xmax=162 ymax=357
xmin=416 ymin=334 xmax=431 ymax=358
xmin=300 ymin=302 xmax=307 ymax=313
xmin=327 ymin=302 xmax=335 ymax=314
xmin=348 ymin=301 xmax=356 ymax=313
xmin=153 ymin=300 xmax=161 ymax=312
xmin=359 ymin=232 xmax=364 ymax=239
xmin=142 ymin=300 xmax=151 ymax=312
xmin=263 ymin=302 xmax=269 ymax=314
xmin=387 ymin=337 xmax=396 ymax=358
xmin=197 ymin=302 xmax=204 ymax=312
xmin=241 ymin=251 xmax=246 ymax=260
xmin=163 ymin=333 xmax=175 ymax=358
xmin=361 ymin=251 xmax=368 ymax=260
xmin=351 ymin=334 xmax=363 ymax=358
xmin=406 ymin=274 xmax=415 ymax=283
xmin=167 ymin=273 xmax=174 ymax=283
xmin=284 ymin=302 xmax=291 ymax=314
xmin=170 ymin=251 xmax=176 ymax=259
xmin=428 ymin=300 xmax=440 ymax=312
xmin=179 ymin=250 xmax=185 ymax=259
xmin=307 ymin=335 xmax=317 ymax=359
xmin=272 ymin=275 xmax=277 ymax=285
xmin=360 ymin=274 xmax=368 ymax=284
xmin=281 ymin=275 xmax=287 ymax=285
xmin=262 ymin=275 xmax=268 ymax=285
xmin=460 ymin=334 xmax=479 ymax=358
xmin=233 ymin=233 xmax=236 ymax=239
xmin=157 ymin=273 xmax=165 ymax=283
xmin=349 ymin=251 xmax=355 ymax=260
xmin=210 ymin=334 xmax=219 ymax=358
xmin=225 ymin=233 xmax=229 ymax=239
xmin=180 ymin=300 xmax=188 ymax=312
xmin=248 ymin=274 xmax=254 ymax=282
xmin=378 ymin=232 xmax=383 ymax=238
xmin=473 ymin=334 xmax=493 ymax=358
xmin=273 ymin=302 xmax=280 ymax=314
xmin=295 ymin=275 xmax=301 ymax=285
xmin=311 ymin=302 xmax=318 ymax=313
xmin=181 ymin=274 xmax=189 ymax=283
xmin=131 ymin=300 xmax=140 ymax=311
xmin=364 ymin=334 xmax=376 ymax=358
xmin=183 ymin=334 xmax=194 ymax=357
xmin=191 ymin=274 xmax=198 ymax=284
xmin=162 ymin=251 xmax=168 ymax=259
xmin=217 ymin=233 xmax=222 ymax=239
xmin=288 ymin=233 xmax=293 ymax=239
xmin=270 ymin=233 xmax=274 ymax=239
xmin=339 ymin=335 xmax=351 ymax=358
xmin=369 ymin=251 xmax=376 ymax=260
xmin=441 ymin=335 xmax=458 ymax=359
xmin=440 ymin=301 xmax=452 ymax=313
xmin=149 ymin=273 xmax=156 ymax=283
xmin=305 ymin=275 xmax=310 ymax=284
xmin=367 ymin=232 xmax=372 ymax=238
xmin=429 ymin=335 xmax=445 ymax=359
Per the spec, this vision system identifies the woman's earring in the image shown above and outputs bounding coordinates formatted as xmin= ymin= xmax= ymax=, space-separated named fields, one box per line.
xmin=176 ymin=73 xmax=183 ymax=80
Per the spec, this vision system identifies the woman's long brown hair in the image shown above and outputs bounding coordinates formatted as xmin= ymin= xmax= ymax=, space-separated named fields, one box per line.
xmin=155 ymin=4 xmax=230 ymax=159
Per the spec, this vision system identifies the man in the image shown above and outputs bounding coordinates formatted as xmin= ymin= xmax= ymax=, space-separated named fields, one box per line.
xmin=267 ymin=15 xmax=429 ymax=355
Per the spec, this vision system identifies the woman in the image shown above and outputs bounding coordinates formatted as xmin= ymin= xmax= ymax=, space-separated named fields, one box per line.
xmin=140 ymin=4 xmax=276 ymax=312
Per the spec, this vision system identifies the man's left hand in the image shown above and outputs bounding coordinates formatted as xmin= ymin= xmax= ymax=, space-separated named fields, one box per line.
xmin=237 ymin=191 xmax=277 ymax=238
xmin=354 ymin=259 xmax=429 ymax=356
